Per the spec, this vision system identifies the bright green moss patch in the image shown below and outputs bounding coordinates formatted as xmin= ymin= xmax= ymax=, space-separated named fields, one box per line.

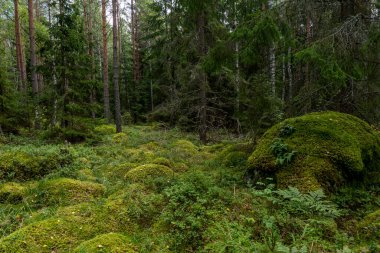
xmin=94 ymin=124 xmax=116 ymax=135
xmin=247 ymin=111 xmax=380 ymax=192
xmin=152 ymin=157 xmax=173 ymax=168
xmin=73 ymin=233 xmax=137 ymax=253
xmin=0 ymin=146 xmax=72 ymax=182
xmin=219 ymin=142 xmax=254 ymax=167
xmin=112 ymin=132 xmax=128 ymax=144
xmin=36 ymin=178 xmax=105 ymax=206
xmin=173 ymin=140 xmax=198 ymax=154
xmin=125 ymin=164 xmax=174 ymax=183
xmin=0 ymin=182 xmax=26 ymax=204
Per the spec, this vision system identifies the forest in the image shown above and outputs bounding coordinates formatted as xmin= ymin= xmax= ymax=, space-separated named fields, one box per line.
xmin=0 ymin=0 xmax=380 ymax=252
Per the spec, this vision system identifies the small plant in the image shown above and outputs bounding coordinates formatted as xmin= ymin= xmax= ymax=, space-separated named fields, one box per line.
xmin=270 ymin=138 xmax=297 ymax=166
xmin=279 ymin=125 xmax=296 ymax=137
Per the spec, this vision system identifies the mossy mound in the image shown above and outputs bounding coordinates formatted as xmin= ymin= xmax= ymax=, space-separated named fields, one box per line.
xmin=152 ymin=157 xmax=173 ymax=168
xmin=77 ymin=168 xmax=97 ymax=182
xmin=125 ymin=164 xmax=174 ymax=183
xmin=359 ymin=209 xmax=380 ymax=239
xmin=73 ymin=233 xmax=137 ymax=253
xmin=0 ymin=202 xmax=127 ymax=252
xmin=0 ymin=182 xmax=26 ymax=204
xmin=0 ymin=147 xmax=72 ymax=182
xmin=36 ymin=178 xmax=105 ymax=206
xmin=124 ymin=148 xmax=155 ymax=163
xmin=247 ymin=111 xmax=380 ymax=192
xmin=94 ymin=124 xmax=116 ymax=135
xmin=173 ymin=140 xmax=198 ymax=154
xmin=112 ymin=132 xmax=128 ymax=144
xmin=219 ymin=142 xmax=255 ymax=167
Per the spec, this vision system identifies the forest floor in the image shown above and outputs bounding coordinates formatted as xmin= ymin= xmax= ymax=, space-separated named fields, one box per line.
xmin=0 ymin=124 xmax=379 ymax=252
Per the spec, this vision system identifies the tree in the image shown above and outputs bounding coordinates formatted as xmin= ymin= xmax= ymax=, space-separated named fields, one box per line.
xmin=102 ymin=0 xmax=111 ymax=122
xmin=113 ymin=0 xmax=122 ymax=132
xmin=14 ymin=0 xmax=27 ymax=91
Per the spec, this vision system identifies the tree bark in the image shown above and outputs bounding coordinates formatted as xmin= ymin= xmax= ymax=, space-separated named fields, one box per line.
xmin=113 ymin=0 xmax=122 ymax=132
xmin=14 ymin=0 xmax=27 ymax=91
xmin=198 ymin=10 xmax=207 ymax=143
xmin=102 ymin=0 xmax=111 ymax=122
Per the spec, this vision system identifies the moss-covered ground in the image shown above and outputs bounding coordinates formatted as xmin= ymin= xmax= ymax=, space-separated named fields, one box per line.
xmin=0 ymin=119 xmax=379 ymax=252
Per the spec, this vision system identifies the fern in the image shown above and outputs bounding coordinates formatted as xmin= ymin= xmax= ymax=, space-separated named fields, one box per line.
xmin=270 ymin=138 xmax=297 ymax=166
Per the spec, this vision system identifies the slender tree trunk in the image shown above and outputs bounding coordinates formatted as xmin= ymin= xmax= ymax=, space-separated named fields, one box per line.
xmin=287 ymin=47 xmax=293 ymax=101
xmin=113 ymin=0 xmax=122 ymax=132
xmin=14 ymin=0 xmax=27 ymax=91
xmin=198 ymin=10 xmax=207 ymax=143
xmin=28 ymin=0 xmax=38 ymax=94
xmin=102 ymin=0 xmax=111 ymax=122
xmin=28 ymin=0 xmax=39 ymax=128
xmin=268 ymin=0 xmax=276 ymax=97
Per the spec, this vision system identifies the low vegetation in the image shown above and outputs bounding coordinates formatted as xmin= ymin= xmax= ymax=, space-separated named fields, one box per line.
xmin=0 ymin=112 xmax=379 ymax=252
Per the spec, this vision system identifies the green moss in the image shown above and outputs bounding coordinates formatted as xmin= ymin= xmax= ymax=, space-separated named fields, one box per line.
xmin=77 ymin=168 xmax=97 ymax=182
xmin=0 ymin=201 xmax=131 ymax=252
xmin=0 ymin=182 xmax=26 ymax=204
xmin=112 ymin=132 xmax=128 ymax=144
xmin=173 ymin=140 xmax=198 ymax=154
xmin=124 ymin=148 xmax=155 ymax=163
xmin=218 ymin=142 xmax=254 ymax=167
xmin=359 ymin=209 xmax=380 ymax=239
xmin=36 ymin=178 xmax=105 ymax=206
xmin=0 ymin=146 xmax=72 ymax=182
xmin=94 ymin=124 xmax=116 ymax=135
xmin=152 ymin=157 xmax=173 ymax=168
xmin=125 ymin=164 xmax=174 ymax=183
xmin=73 ymin=233 xmax=137 ymax=253
xmin=247 ymin=111 xmax=380 ymax=192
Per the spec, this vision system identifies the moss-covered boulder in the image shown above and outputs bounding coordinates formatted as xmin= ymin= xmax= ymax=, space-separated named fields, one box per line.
xmin=0 ymin=146 xmax=72 ymax=182
xmin=112 ymin=132 xmax=128 ymax=144
xmin=73 ymin=233 xmax=137 ymax=253
xmin=173 ymin=140 xmax=198 ymax=155
xmin=36 ymin=178 xmax=105 ymax=206
xmin=125 ymin=164 xmax=174 ymax=183
xmin=247 ymin=111 xmax=380 ymax=192
xmin=0 ymin=182 xmax=26 ymax=204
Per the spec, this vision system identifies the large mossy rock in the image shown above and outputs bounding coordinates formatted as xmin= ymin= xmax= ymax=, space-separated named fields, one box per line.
xmin=247 ymin=111 xmax=380 ymax=192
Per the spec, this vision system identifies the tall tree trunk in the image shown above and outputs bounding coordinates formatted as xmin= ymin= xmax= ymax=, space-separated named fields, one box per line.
xmin=14 ymin=0 xmax=27 ymax=91
xmin=102 ymin=0 xmax=111 ymax=122
xmin=287 ymin=47 xmax=293 ymax=101
xmin=198 ymin=10 xmax=207 ymax=143
xmin=113 ymin=0 xmax=122 ymax=132
xmin=28 ymin=0 xmax=39 ymax=128
xmin=268 ymin=0 xmax=276 ymax=97
xmin=28 ymin=0 xmax=38 ymax=94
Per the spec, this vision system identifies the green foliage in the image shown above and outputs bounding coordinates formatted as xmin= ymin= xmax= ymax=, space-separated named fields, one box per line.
xmin=270 ymin=138 xmax=297 ymax=166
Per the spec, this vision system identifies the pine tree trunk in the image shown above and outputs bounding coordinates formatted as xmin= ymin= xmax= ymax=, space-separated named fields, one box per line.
xmin=113 ymin=0 xmax=122 ymax=132
xmin=198 ymin=10 xmax=207 ymax=143
xmin=102 ymin=0 xmax=111 ymax=122
xmin=28 ymin=0 xmax=38 ymax=94
xmin=287 ymin=47 xmax=293 ymax=101
xmin=14 ymin=0 xmax=27 ymax=91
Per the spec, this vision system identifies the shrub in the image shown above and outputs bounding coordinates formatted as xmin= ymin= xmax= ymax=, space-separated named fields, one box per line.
xmin=73 ymin=233 xmax=137 ymax=253
xmin=359 ymin=209 xmax=380 ymax=239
